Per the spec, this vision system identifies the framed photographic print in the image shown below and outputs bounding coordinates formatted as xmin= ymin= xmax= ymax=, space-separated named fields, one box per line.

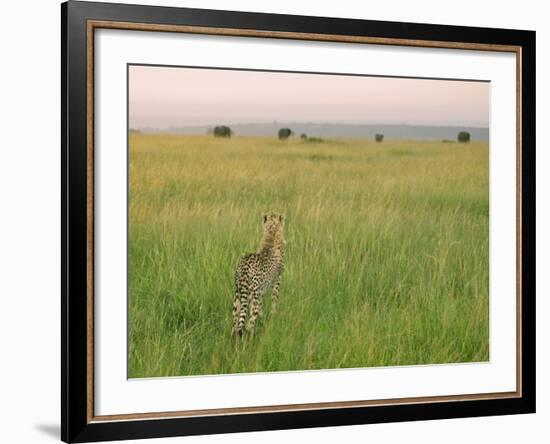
xmin=61 ymin=1 xmax=536 ymax=442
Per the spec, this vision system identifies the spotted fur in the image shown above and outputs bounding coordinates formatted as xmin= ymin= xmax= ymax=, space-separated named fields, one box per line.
xmin=232 ymin=213 xmax=285 ymax=337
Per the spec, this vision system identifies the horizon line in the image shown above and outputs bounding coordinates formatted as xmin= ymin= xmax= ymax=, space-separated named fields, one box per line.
xmin=131 ymin=122 xmax=490 ymax=130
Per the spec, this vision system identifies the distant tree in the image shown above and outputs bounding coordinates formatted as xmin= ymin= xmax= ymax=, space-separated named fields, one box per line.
xmin=457 ymin=131 xmax=471 ymax=143
xmin=300 ymin=133 xmax=308 ymax=140
xmin=129 ymin=128 xmax=140 ymax=134
xmin=214 ymin=125 xmax=232 ymax=138
xmin=375 ymin=133 xmax=384 ymax=142
xmin=278 ymin=128 xmax=293 ymax=140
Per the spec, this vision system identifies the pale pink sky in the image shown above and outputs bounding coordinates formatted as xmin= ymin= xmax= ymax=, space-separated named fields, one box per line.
xmin=129 ymin=65 xmax=490 ymax=129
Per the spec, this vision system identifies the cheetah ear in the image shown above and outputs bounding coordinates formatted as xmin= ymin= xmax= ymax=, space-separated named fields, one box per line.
xmin=263 ymin=213 xmax=268 ymax=223
xmin=279 ymin=214 xmax=285 ymax=223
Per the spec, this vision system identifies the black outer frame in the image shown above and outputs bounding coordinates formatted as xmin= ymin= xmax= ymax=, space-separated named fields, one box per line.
xmin=61 ymin=1 xmax=536 ymax=442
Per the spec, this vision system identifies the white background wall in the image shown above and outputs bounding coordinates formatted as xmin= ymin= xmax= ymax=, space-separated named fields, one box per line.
xmin=0 ymin=0 xmax=547 ymax=443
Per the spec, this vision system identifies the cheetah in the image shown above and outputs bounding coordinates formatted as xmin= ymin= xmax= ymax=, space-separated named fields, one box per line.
xmin=232 ymin=213 xmax=285 ymax=337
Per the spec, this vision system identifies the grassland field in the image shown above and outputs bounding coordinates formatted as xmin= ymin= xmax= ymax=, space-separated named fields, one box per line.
xmin=128 ymin=133 xmax=489 ymax=378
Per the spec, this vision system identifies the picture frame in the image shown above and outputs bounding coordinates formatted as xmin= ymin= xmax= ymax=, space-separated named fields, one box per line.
xmin=61 ymin=1 xmax=536 ymax=442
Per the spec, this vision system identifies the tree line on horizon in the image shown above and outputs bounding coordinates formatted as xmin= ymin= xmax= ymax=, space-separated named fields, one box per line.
xmin=207 ymin=125 xmax=472 ymax=143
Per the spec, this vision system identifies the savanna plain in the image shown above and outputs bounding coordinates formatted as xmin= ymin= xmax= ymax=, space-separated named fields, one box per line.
xmin=128 ymin=133 xmax=489 ymax=378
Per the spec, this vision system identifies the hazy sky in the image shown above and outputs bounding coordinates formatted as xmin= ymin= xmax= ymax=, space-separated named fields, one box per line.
xmin=129 ymin=65 xmax=490 ymax=129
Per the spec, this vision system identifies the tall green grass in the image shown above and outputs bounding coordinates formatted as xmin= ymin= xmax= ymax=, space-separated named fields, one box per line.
xmin=128 ymin=134 xmax=489 ymax=378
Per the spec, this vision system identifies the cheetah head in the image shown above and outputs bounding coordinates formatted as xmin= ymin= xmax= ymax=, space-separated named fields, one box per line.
xmin=262 ymin=212 xmax=285 ymax=237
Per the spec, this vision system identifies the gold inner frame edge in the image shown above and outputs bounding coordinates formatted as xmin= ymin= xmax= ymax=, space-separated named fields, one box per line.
xmin=85 ymin=19 xmax=523 ymax=423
